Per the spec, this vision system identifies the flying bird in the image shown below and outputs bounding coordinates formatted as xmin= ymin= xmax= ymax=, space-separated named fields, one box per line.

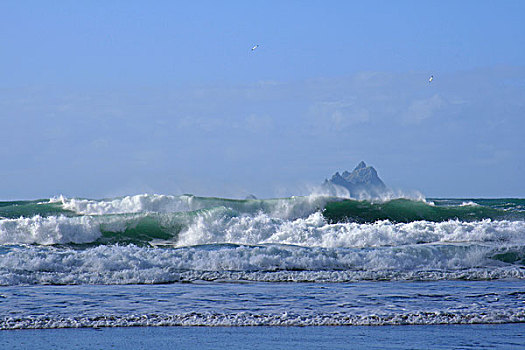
xmin=251 ymin=45 xmax=259 ymax=51
xmin=428 ymin=75 xmax=434 ymax=83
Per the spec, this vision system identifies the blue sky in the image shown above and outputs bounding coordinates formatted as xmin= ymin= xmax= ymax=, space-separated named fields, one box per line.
xmin=1 ymin=1 xmax=524 ymax=199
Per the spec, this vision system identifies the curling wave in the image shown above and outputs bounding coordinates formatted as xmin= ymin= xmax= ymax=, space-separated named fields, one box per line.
xmin=0 ymin=195 xmax=523 ymax=247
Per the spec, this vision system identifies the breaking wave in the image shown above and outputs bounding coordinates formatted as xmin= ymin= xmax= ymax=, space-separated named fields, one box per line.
xmin=1 ymin=195 xmax=523 ymax=246
xmin=1 ymin=210 xmax=524 ymax=248
xmin=0 ymin=194 xmax=523 ymax=285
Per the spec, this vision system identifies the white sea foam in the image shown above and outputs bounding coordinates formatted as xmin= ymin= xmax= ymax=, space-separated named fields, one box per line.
xmin=460 ymin=201 xmax=480 ymax=207
xmin=0 ymin=215 xmax=102 ymax=245
xmin=176 ymin=212 xmax=525 ymax=248
xmin=309 ymin=184 xmax=428 ymax=203
xmin=0 ymin=244 xmax=523 ymax=286
xmin=1 ymin=206 xmax=524 ymax=248
xmin=2 ymin=309 xmax=524 ymax=329
xmin=55 ymin=194 xmax=200 ymax=215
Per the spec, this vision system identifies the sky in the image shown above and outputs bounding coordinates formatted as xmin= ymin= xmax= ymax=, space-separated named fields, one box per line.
xmin=1 ymin=1 xmax=524 ymax=199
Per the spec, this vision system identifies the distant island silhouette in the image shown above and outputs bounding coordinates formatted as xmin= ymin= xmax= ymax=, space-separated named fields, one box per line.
xmin=322 ymin=161 xmax=388 ymax=198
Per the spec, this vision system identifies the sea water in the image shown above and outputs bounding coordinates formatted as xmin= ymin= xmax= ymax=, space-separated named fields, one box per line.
xmin=3 ymin=325 xmax=525 ymax=349
xmin=1 ymin=281 xmax=524 ymax=328
xmin=0 ymin=195 xmax=524 ymax=346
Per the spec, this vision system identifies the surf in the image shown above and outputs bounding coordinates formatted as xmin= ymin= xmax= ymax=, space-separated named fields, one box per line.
xmin=0 ymin=195 xmax=524 ymax=247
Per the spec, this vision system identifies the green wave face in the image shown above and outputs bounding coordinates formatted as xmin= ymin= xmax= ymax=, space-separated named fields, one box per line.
xmin=98 ymin=215 xmax=176 ymax=246
xmin=95 ymin=207 xmax=236 ymax=247
xmin=491 ymin=247 xmax=525 ymax=265
xmin=0 ymin=200 xmax=74 ymax=219
xmin=322 ymin=198 xmax=521 ymax=223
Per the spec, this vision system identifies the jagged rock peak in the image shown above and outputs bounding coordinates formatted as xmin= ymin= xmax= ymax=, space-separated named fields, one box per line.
xmin=330 ymin=172 xmax=344 ymax=180
xmin=322 ymin=161 xmax=388 ymax=198
xmin=354 ymin=161 xmax=367 ymax=171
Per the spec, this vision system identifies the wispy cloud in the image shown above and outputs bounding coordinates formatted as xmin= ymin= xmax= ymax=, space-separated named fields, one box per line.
xmin=310 ymin=100 xmax=370 ymax=131
xmin=403 ymin=94 xmax=445 ymax=124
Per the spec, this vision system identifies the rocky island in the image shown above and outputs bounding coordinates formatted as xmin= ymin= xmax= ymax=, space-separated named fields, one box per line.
xmin=322 ymin=161 xmax=388 ymax=198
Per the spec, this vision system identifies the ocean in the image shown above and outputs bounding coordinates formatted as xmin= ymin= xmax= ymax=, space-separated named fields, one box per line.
xmin=1 ymin=195 xmax=524 ymax=347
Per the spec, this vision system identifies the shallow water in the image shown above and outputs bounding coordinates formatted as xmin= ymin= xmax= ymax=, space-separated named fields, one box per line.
xmin=3 ymin=324 xmax=525 ymax=349
xmin=1 ymin=281 xmax=524 ymax=328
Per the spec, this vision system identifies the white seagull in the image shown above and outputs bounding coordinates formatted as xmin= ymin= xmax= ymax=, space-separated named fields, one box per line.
xmin=251 ymin=45 xmax=259 ymax=51
xmin=428 ymin=75 xmax=434 ymax=83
